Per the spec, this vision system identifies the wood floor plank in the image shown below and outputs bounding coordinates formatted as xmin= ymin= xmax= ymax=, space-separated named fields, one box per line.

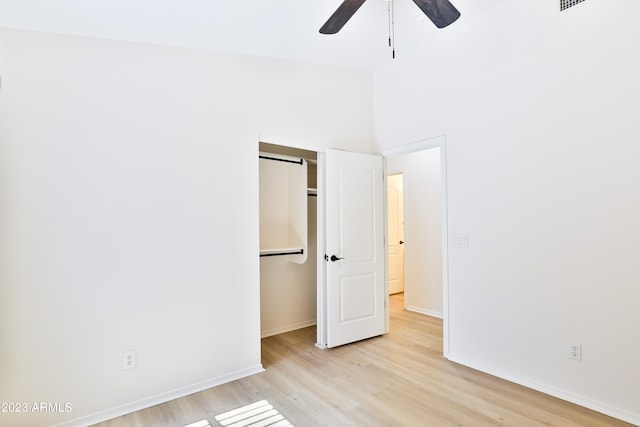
xmin=92 ymin=295 xmax=633 ymax=427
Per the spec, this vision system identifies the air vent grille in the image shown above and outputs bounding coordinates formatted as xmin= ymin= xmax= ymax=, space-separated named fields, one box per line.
xmin=560 ymin=0 xmax=586 ymax=11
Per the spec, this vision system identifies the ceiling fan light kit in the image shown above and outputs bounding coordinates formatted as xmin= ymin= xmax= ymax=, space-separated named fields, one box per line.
xmin=319 ymin=0 xmax=461 ymax=35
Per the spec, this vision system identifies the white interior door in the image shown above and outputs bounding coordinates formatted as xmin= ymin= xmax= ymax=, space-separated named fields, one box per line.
xmin=323 ymin=149 xmax=386 ymax=348
xmin=387 ymin=174 xmax=404 ymax=295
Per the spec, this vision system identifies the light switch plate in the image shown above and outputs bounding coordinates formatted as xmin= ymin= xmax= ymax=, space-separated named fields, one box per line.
xmin=451 ymin=234 xmax=468 ymax=248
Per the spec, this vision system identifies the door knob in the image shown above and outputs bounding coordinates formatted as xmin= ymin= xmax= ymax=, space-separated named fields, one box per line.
xmin=399 ymin=240 xmax=404 ymax=245
xmin=330 ymin=255 xmax=344 ymax=262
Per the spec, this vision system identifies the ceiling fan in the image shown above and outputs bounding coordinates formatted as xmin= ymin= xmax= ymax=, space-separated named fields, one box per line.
xmin=319 ymin=0 xmax=461 ymax=34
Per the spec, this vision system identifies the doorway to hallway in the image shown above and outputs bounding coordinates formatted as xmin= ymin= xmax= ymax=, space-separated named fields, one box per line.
xmin=384 ymin=136 xmax=449 ymax=355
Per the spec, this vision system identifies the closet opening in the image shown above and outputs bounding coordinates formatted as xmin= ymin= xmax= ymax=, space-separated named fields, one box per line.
xmin=258 ymin=142 xmax=318 ymax=342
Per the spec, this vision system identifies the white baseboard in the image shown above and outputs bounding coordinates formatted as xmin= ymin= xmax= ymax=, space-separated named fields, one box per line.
xmin=52 ymin=365 xmax=265 ymax=427
xmin=405 ymin=305 xmax=443 ymax=319
xmin=446 ymin=353 xmax=640 ymax=426
xmin=261 ymin=319 xmax=316 ymax=338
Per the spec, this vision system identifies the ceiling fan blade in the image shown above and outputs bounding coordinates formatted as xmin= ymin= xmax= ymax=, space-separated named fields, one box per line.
xmin=319 ymin=0 xmax=368 ymax=34
xmin=412 ymin=0 xmax=461 ymax=28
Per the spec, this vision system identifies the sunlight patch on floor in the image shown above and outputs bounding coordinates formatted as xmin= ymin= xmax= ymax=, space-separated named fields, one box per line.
xmin=183 ymin=420 xmax=212 ymax=427
xmin=214 ymin=400 xmax=294 ymax=427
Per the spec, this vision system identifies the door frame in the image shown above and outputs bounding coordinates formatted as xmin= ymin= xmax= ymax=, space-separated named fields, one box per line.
xmin=382 ymin=135 xmax=450 ymax=358
xmin=316 ymin=151 xmax=327 ymax=348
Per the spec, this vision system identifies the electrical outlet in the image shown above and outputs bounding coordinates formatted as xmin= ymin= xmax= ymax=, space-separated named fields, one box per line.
xmin=569 ymin=344 xmax=582 ymax=361
xmin=123 ymin=350 xmax=137 ymax=370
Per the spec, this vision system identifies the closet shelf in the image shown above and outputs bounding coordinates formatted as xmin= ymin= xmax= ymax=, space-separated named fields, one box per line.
xmin=260 ymin=247 xmax=304 ymax=257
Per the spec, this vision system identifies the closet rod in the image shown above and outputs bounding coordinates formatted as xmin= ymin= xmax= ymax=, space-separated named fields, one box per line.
xmin=259 ymin=155 xmax=304 ymax=165
xmin=260 ymin=249 xmax=304 ymax=257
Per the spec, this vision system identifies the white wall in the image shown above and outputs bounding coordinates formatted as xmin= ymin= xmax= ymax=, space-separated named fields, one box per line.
xmin=0 ymin=28 xmax=373 ymax=426
xmin=373 ymin=0 xmax=640 ymax=424
xmin=0 ymin=30 xmax=4 ymax=84
xmin=387 ymin=148 xmax=442 ymax=317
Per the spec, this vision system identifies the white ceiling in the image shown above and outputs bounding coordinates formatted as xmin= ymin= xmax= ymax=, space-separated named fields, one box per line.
xmin=0 ymin=0 xmax=509 ymax=69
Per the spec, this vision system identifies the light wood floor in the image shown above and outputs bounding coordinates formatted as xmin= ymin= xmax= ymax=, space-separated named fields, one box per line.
xmin=94 ymin=294 xmax=632 ymax=427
